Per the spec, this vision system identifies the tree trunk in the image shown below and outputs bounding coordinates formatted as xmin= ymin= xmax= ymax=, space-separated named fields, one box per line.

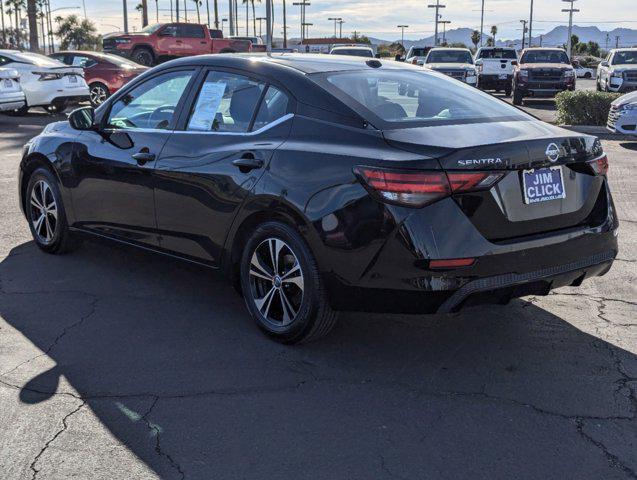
xmin=196 ymin=0 xmax=201 ymax=23
xmin=141 ymin=0 xmax=148 ymax=27
xmin=213 ymin=0 xmax=218 ymax=28
xmin=251 ymin=0 xmax=255 ymax=37
xmin=282 ymin=0 xmax=286 ymax=48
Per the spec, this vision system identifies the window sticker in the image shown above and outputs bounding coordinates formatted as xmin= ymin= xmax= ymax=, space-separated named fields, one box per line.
xmin=189 ymin=82 xmax=227 ymax=131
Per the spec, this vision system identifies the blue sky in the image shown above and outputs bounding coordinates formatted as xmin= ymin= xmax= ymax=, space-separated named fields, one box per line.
xmin=49 ymin=0 xmax=635 ymax=41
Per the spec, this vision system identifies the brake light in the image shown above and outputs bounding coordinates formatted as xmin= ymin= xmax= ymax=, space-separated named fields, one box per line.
xmin=354 ymin=167 xmax=504 ymax=207
xmin=33 ymin=71 xmax=62 ymax=81
xmin=429 ymin=258 xmax=476 ymax=269
xmin=588 ymin=154 xmax=608 ymax=176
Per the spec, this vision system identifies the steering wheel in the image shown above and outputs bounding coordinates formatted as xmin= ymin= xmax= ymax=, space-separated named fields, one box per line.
xmin=148 ymin=105 xmax=176 ymax=129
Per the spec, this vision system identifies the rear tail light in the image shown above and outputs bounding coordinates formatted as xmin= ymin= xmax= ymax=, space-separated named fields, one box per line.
xmin=429 ymin=258 xmax=476 ymax=269
xmin=33 ymin=71 xmax=62 ymax=81
xmin=354 ymin=167 xmax=504 ymax=208
xmin=588 ymin=154 xmax=608 ymax=176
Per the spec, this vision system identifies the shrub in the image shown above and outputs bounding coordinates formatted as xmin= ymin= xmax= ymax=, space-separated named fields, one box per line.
xmin=555 ymin=90 xmax=622 ymax=126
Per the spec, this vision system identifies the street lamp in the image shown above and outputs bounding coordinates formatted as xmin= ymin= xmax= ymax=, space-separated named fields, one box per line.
xmin=439 ymin=20 xmax=451 ymax=45
xmin=221 ymin=18 xmax=228 ymax=36
xmin=561 ymin=0 xmax=579 ymax=59
xmin=328 ymin=17 xmax=342 ymax=38
xmin=427 ymin=1 xmax=445 ymax=46
xmin=292 ymin=1 xmax=310 ymax=41
xmin=397 ymin=24 xmax=408 ymax=48
xmin=256 ymin=17 xmax=266 ymax=37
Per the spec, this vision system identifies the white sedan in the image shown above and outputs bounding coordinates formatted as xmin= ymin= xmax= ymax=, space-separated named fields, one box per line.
xmin=0 ymin=50 xmax=89 ymax=114
xmin=574 ymin=64 xmax=595 ymax=79
xmin=0 ymin=67 xmax=25 ymax=112
xmin=607 ymin=90 xmax=637 ymax=135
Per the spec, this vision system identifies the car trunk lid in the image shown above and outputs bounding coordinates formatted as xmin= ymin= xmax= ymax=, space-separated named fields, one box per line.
xmin=382 ymin=121 xmax=608 ymax=241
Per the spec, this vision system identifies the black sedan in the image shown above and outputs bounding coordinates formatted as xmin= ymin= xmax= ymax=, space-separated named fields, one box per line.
xmin=19 ymin=54 xmax=618 ymax=343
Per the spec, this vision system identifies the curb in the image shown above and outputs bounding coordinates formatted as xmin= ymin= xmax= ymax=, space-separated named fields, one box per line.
xmin=560 ymin=125 xmax=635 ymax=139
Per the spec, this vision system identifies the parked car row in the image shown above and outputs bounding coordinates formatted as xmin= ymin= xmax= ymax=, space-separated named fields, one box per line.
xmin=597 ymin=48 xmax=637 ymax=93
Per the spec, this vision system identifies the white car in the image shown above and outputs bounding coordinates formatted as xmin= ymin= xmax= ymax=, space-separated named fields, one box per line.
xmin=0 ymin=50 xmax=89 ymax=114
xmin=0 ymin=67 xmax=25 ymax=112
xmin=329 ymin=46 xmax=375 ymax=58
xmin=573 ymin=63 xmax=595 ymax=79
xmin=597 ymin=48 xmax=637 ymax=93
xmin=404 ymin=46 xmax=431 ymax=66
xmin=423 ymin=47 xmax=477 ymax=86
xmin=607 ymin=90 xmax=637 ymax=135
xmin=474 ymin=47 xmax=518 ymax=95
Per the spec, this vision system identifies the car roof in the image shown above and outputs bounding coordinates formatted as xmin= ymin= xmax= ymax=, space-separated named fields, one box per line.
xmin=521 ymin=47 xmax=564 ymax=51
xmin=158 ymin=52 xmax=419 ymax=74
xmin=331 ymin=46 xmax=372 ymax=50
xmin=612 ymin=48 xmax=637 ymax=52
xmin=428 ymin=47 xmax=470 ymax=52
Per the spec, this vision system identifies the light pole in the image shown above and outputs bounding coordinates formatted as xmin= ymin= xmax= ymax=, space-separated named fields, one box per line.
xmin=292 ymin=1 xmax=310 ymax=41
xmin=561 ymin=0 xmax=578 ymax=59
xmin=528 ymin=0 xmax=534 ymax=47
xmin=328 ymin=17 xmax=342 ymax=38
xmin=427 ymin=0 xmax=445 ymax=46
xmin=257 ymin=16 xmax=266 ymax=37
xmin=397 ymin=24 xmax=408 ymax=49
xmin=519 ymin=19 xmax=527 ymax=49
xmin=302 ymin=22 xmax=312 ymax=39
xmin=337 ymin=19 xmax=344 ymax=38
xmin=440 ymin=19 xmax=450 ymax=45
xmin=123 ymin=0 xmax=129 ymax=33
xmin=479 ymin=0 xmax=484 ymax=47
xmin=221 ymin=17 xmax=228 ymax=35
xmin=266 ymin=0 xmax=271 ymax=52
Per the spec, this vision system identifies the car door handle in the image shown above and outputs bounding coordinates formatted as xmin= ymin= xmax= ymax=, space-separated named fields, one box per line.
xmin=132 ymin=151 xmax=156 ymax=165
xmin=232 ymin=155 xmax=264 ymax=172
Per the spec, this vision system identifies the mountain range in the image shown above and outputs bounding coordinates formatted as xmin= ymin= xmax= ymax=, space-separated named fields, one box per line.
xmin=369 ymin=25 xmax=637 ymax=50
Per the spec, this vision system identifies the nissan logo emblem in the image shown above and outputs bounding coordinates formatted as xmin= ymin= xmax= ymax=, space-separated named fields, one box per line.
xmin=545 ymin=143 xmax=561 ymax=162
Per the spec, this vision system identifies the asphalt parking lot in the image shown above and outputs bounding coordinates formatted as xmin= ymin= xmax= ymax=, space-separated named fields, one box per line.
xmin=0 ymin=111 xmax=635 ymax=479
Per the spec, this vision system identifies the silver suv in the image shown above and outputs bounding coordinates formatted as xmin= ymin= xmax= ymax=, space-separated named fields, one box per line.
xmin=597 ymin=48 xmax=637 ymax=93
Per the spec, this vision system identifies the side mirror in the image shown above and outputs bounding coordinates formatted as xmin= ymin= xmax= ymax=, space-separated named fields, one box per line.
xmin=511 ymin=60 xmax=518 ymax=66
xmin=600 ymin=61 xmax=609 ymax=67
xmin=475 ymin=59 xmax=483 ymax=66
xmin=68 ymin=107 xmax=95 ymax=131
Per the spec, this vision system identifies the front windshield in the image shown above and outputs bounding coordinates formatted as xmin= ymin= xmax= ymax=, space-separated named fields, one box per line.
xmin=320 ymin=69 xmax=527 ymax=127
xmin=331 ymin=48 xmax=373 ymax=58
xmin=409 ymin=48 xmax=428 ymax=57
xmin=478 ymin=49 xmax=517 ymax=59
xmin=520 ymin=50 xmax=569 ymax=64
xmin=426 ymin=50 xmax=473 ymax=64
xmin=141 ymin=23 xmax=163 ymax=34
xmin=612 ymin=51 xmax=637 ymax=65
xmin=11 ymin=52 xmax=64 ymax=67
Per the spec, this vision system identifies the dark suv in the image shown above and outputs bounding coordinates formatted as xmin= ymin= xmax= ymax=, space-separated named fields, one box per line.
xmin=513 ymin=48 xmax=576 ymax=105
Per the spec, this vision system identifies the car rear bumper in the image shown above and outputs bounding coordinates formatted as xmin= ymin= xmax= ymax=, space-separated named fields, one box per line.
xmin=323 ymin=184 xmax=618 ymax=314
xmin=0 ymin=92 xmax=25 ymax=111
xmin=515 ymin=82 xmax=574 ymax=97
xmin=478 ymin=74 xmax=512 ymax=88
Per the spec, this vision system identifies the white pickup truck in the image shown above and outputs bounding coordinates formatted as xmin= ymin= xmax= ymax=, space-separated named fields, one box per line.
xmin=474 ymin=47 xmax=518 ymax=96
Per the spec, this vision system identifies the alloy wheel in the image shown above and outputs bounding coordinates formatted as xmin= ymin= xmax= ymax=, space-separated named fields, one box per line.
xmin=90 ymin=85 xmax=108 ymax=105
xmin=30 ymin=180 xmax=57 ymax=244
xmin=249 ymin=238 xmax=304 ymax=327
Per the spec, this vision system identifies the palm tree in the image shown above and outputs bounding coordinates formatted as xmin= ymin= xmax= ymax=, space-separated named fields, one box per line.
xmin=250 ymin=0 xmax=260 ymax=37
xmin=154 ymin=0 xmax=159 ymax=22
xmin=192 ymin=0 xmax=201 ymax=23
xmin=471 ymin=30 xmax=480 ymax=51
xmin=141 ymin=0 xmax=148 ymax=27
xmin=26 ymin=0 xmax=37 ymax=51
xmin=241 ymin=0 xmax=248 ymax=36
xmin=213 ymin=0 xmax=218 ymax=28
xmin=490 ymin=25 xmax=497 ymax=45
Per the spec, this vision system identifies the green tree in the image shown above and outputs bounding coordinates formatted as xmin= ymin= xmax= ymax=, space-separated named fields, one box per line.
xmin=586 ymin=41 xmax=600 ymax=57
xmin=486 ymin=36 xmax=494 ymax=47
xmin=471 ymin=30 xmax=480 ymax=50
xmin=54 ymin=14 xmax=100 ymax=50
xmin=490 ymin=25 xmax=497 ymax=44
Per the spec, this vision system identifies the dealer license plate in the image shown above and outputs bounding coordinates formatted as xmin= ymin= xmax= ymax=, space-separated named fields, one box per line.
xmin=68 ymin=75 xmax=77 ymax=83
xmin=2 ymin=79 xmax=12 ymax=89
xmin=498 ymin=74 xmax=508 ymax=80
xmin=522 ymin=166 xmax=566 ymax=204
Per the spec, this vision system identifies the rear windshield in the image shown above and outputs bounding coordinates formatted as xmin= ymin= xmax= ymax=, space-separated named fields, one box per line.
xmin=318 ymin=69 xmax=527 ymax=128
xmin=409 ymin=48 xmax=428 ymax=57
xmin=520 ymin=50 xmax=569 ymax=64
xmin=612 ymin=51 xmax=637 ymax=65
xmin=9 ymin=52 xmax=64 ymax=67
xmin=426 ymin=50 xmax=473 ymax=64
xmin=331 ymin=49 xmax=374 ymax=58
xmin=477 ymin=49 xmax=517 ymax=59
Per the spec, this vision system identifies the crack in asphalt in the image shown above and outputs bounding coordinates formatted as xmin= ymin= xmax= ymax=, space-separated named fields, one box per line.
xmin=141 ymin=397 xmax=185 ymax=480
xmin=1 ymin=296 xmax=100 ymax=378
xmin=29 ymin=400 xmax=86 ymax=480
xmin=575 ymin=418 xmax=637 ymax=479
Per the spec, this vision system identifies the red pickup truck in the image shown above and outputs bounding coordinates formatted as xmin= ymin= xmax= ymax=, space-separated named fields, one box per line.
xmin=103 ymin=23 xmax=252 ymax=66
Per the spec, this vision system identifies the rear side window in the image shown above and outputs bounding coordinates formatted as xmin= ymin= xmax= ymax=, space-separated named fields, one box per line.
xmin=187 ymin=71 xmax=265 ymax=132
xmin=179 ymin=24 xmax=205 ymax=38
xmin=331 ymin=49 xmax=373 ymax=58
xmin=71 ymin=55 xmax=97 ymax=68
xmin=321 ymin=69 xmax=526 ymax=128
xmin=477 ymin=49 xmax=517 ymax=60
xmin=252 ymin=86 xmax=290 ymax=130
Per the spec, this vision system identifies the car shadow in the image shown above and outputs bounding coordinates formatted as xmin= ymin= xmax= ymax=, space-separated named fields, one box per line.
xmin=0 ymin=240 xmax=635 ymax=478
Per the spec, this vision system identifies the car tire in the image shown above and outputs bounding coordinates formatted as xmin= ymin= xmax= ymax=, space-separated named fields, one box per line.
xmin=26 ymin=167 xmax=80 ymax=254
xmin=504 ymin=85 xmax=512 ymax=97
xmin=89 ymin=82 xmax=110 ymax=106
xmin=132 ymin=47 xmax=155 ymax=66
xmin=47 ymin=100 xmax=67 ymax=114
xmin=512 ymin=89 xmax=523 ymax=106
xmin=5 ymin=104 xmax=29 ymax=116
xmin=584 ymin=72 xmax=592 ymax=79
xmin=596 ymin=79 xmax=601 ymax=91
xmin=240 ymin=221 xmax=338 ymax=344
